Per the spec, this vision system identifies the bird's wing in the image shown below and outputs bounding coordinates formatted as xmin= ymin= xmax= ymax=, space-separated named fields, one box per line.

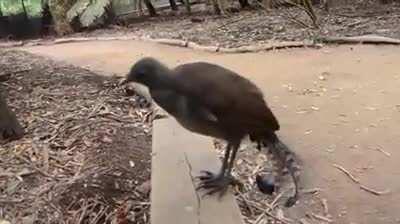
xmin=171 ymin=62 xmax=280 ymax=131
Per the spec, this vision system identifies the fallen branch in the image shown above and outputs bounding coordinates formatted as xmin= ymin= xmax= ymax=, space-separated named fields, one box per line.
xmin=360 ymin=185 xmax=391 ymax=196
xmin=320 ymin=198 xmax=329 ymax=216
xmin=245 ymin=200 xmax=291 ymax=224
xmin=7 ymin=34 xmax=400 ymax=56
xmin=150 ymin=38 xmax=188 ymax=47
xmin=301 ymin=188 xmax=321 ymax=194
xmin=299 ymin=218 xmax=312 ymax=224
xmin=0 ymin=68 xmax=31 ymax=82
xmin=334 ymin=164 xmax=391 ymax=197
xmin=15 ymin=154 xmax=55 ymax=179
xmin=369 ymin=146 xmax=391 ymax=157
xmin=0 ymin=198 xmax=24 ymax=203
xmin=333 ymin=164 xmax=360 ymax=184
xmin=310 ymin=213 xmax=333 ymax=223
xmin=318 ymin=35 xmax=400 ymax=45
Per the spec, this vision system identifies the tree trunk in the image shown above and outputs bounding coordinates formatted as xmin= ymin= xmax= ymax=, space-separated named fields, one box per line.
xmin=183 ymin=0 xmax=191 ymax=14
xmin=21 ymin=0 xmax=28 ymax=19
xmin=48 ymin=0 xmax=77 ymax=35
xmin=169 ymin=0 xmax=178 ymax=10
xmin=0 ymin=93 xmax=23 ymax=141
xmin=238 ymin=0 xmax=250 ymax=8
xmin=143 ymin=0 xmax=157 ymax=16
xmin=41 ymin=0 xmax=53 ymax=35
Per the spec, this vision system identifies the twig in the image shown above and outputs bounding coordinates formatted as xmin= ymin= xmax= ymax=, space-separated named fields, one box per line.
xmin=279 ymin=0 xmax=317 ymax=28
xmin=333 ymin=164 xmax=360 ymax=184
xmin=334 ymin=164 xmax=391 ymax=196
xmin=299 ymin=218 xmax=312 ymax=224
xmin=0 ymin=198 xmax=24 ymax=203
xmin=237 ymin=193 xmax=255 ymax=217
xmin=281 ymin=7 xmax=312 ymax=28
xmin=246 ymin=201 xmax=291 ymax=224
xmin=374 ymin=147 xmax=391 ymax=157
xmin=89 ymin=205 xmax=109 ymax=224
xmin=270 ymin=192 xmax=284 ymax=209
xmin=77 ymin=200 xmax=89 ymax=224
xmin=310 ymin=213 xmax=333 ymax=223
xmin=42 ymin=145 xmax=50 ymax=172
xmin=253 ymin=213 xmax=264 ymax=224
xmin=360 ymin=185 xmax=391 ymax=196
xmin=346 ymin=20 xmax=363 ymax=28
xmin=15 ymin=154 xmax=55 ymax=179
xmin=216 ymin=16 xmax=246 ymax=29
xmin=302 ymin=188 xmax=321 ymax=194
xmin=0 ymin=68 xmax=31 ymax=79
xmin=321 ymin=198 xmax=329 ymax=215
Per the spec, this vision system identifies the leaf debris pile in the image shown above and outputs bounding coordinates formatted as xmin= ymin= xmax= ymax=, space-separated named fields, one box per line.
xmin=213 ymin=138 xmax=332 ymax=224
xmin=68 ymin=2 xmax=400 ymax=48
xmin=0 ymin=49 xmax=152 ymax=224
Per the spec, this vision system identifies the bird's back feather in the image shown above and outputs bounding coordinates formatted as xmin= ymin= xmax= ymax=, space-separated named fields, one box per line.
xmin=171 ymin=62 xmax=280 ymax=133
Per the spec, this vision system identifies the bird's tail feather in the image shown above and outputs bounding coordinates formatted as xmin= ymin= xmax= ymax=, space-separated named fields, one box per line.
xmin=256 ymin=135 xmax=301 ymax=207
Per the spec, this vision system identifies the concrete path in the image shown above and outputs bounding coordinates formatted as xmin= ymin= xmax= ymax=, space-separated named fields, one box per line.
xmin=21 ymin=41 xmax=400 ymax=224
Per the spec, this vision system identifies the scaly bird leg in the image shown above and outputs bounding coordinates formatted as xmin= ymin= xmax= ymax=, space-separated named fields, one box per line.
xmin=196 ymin=141 xmax=241 ymax=198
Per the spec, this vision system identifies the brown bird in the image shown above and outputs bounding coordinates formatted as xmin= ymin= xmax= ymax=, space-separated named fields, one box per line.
xmin=0 ymin=93 xmax=23 ymax=141
xmin=123 ymin=57 xmax=299 ymax=207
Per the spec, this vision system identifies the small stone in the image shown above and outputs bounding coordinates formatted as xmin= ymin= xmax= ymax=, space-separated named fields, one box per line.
xmin=102 ymin=135 xmax=113 ymax=143
xmin=311 ymin=106 xmax=320 ymax=111
xmin=0 ymin=220 xmax=11 ymax=224
xmin=256 ymin=174 xmax=275 ymax=195
xmin=304 ymin=130 xmax=312 ymax=135
xmin=137 ymin=180 xmax=151 ymax=195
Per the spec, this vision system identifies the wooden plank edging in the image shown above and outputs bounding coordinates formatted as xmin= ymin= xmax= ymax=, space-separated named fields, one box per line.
xmin=151 ymin=116 xmax=245 ymax=224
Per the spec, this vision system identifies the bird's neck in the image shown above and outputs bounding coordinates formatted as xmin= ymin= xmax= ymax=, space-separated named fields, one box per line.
xmin=145 ymin=72 xmax=175 ymax=91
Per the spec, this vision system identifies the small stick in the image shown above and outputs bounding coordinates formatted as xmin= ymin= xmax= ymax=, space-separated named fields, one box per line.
xmin=360 ymin=185 xmax=391 ymax=196
xmin=15 ymin=154 xmax=55 ymax=179
xmin=270 ymin=192 xmax=284 ymax=209
xmin=0 ymin=198 xmax=24 ymax=203
xmin=253 ymin=214 xmax=264 ymax=224
xmin=321 ymin=198 xmax=329 ymax=215
xmin=302 ymin=188 xmax=321 ymax=194
xmin=311 ymin=213 xmax=333 ymax=223
xmin=333 ymin=164 xmax=360 ymax=184
xmin=237 ymin=193 xmax=255 ymax=216
xmin=247 ymin=201 xmax=291 ymax=224
xmin=299 ymin=218 xmax=312 ymax=224
xmin=375 ymin=147 xmax=391 ymax=157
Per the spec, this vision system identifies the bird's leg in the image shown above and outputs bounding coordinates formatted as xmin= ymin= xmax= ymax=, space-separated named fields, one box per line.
xmin=226 ymin=141 xmax=239 ymax=174
xmin=196 ymin=142 xmax=240 ymax=198
xmin=198 ymin=143 xmax=231 ymax=179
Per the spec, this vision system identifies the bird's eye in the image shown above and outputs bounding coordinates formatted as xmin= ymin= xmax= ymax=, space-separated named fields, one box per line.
xmin=135 ymin=70 xmax=146 ymax=79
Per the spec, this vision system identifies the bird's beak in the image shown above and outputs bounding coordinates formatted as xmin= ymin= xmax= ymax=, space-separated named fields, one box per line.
xmin=119 ymin=78 xmax=129 ymax=86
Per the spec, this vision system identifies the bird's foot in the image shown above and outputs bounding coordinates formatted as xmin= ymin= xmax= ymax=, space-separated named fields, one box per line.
xmin=195 ymin=170 xmax=241 ymax=199
xmin=284 ymin=196 xmax=298 ymax=207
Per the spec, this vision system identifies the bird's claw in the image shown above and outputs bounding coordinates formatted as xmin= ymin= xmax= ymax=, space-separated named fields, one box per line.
xmin=195 ymin=170 xmax=240 ymax=199
xmin=200 ymin=185 xmax=229 ymax=199
xmin=196 ymin=170 xmax=214 ymax=180
xmin=284 ymin=196 xmax=298 ymax=207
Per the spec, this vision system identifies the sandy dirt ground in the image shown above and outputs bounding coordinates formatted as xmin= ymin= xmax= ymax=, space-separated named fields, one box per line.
xmin=19 ymin=40 xmax=400 ymax=224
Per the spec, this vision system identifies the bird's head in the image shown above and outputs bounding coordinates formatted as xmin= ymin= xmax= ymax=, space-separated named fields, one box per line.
xmin=122 ymin=57 xmax=170 ymax=88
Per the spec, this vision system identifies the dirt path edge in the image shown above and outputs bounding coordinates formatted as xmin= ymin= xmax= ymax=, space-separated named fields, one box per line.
xmin=1 ymin=34 xmax=400 ymax=53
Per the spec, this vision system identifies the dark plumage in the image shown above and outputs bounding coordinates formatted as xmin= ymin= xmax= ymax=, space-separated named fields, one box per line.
xmin=0 ymin=93 xmax=23 ymax=141
xmin=123 ymin=57 xmax=299 ymax=207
